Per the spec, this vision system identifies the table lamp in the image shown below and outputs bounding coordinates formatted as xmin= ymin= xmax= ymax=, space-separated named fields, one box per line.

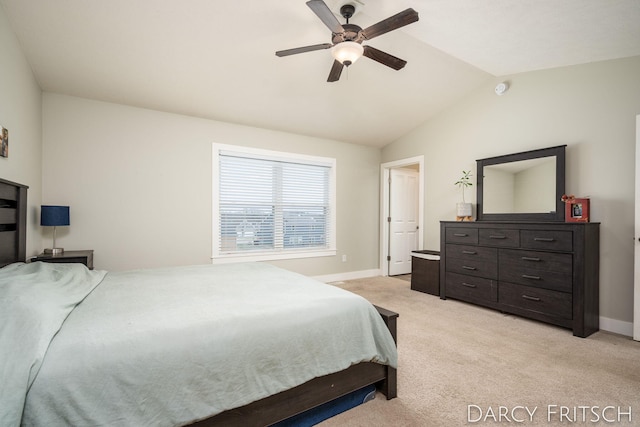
xmin=41 ymin=205 xmax=70 ymax=255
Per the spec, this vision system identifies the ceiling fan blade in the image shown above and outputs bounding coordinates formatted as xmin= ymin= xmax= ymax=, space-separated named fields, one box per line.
xmin=276 ymin=43 xmax=333 ymax=57
xmin=327 ymin=60 xmax=344 ymax=82
xmin=362 ymin=8 xmax=419 ymax=40
xmin=363 ymin=46 xmax=407 ymax=70
xmin=306 ymin=0 xmax=345 ymax=34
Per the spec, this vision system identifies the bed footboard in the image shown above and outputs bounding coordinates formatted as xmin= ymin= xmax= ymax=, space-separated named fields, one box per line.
xmin=373 ymin=305 xmax=398 ymax=399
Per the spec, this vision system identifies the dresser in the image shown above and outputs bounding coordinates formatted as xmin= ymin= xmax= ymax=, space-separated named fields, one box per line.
xmin=439 ymin=221 xmax=599 ymax=337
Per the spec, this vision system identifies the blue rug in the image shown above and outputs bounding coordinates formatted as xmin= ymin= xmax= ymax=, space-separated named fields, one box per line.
xmin=272 ymin=384 xmax=376 ymax=427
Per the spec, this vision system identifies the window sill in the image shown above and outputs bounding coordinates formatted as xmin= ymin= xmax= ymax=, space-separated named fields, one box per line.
xmin=211 ymin=249 xmax=337 ymax=264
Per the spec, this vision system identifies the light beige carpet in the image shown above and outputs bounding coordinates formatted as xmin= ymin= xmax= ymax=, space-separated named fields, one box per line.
xmin=319 ymin=276 xmax=640 ymax=426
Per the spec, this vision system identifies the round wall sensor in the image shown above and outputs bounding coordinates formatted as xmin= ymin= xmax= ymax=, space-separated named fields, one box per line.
xmin=495 ymin=82 xmax=509 ymax=96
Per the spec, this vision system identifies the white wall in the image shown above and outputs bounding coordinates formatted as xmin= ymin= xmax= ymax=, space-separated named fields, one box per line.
xmin=382 ymin=56 xmax=640 ymax=331
xmin=0 ymin=4 xmax=43 ymax=257
xmin=42 ymin=94 xmax=381 ymax=277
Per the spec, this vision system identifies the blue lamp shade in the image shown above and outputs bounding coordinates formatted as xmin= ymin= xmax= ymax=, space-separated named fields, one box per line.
xmin=41 ymin=205 xmax=70 ymax=227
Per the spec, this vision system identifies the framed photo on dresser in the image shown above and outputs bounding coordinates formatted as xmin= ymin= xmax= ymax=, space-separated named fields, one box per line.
xmin=565 ymin=198 xmax=590 ymax=222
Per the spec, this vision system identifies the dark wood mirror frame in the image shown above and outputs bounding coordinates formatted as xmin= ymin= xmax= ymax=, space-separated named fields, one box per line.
xmin=476 ymin=145 xmax=566 ymax=222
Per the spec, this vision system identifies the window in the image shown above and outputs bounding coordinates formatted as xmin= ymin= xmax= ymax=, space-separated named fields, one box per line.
xmin=212 ymin=144 xmax=336 ymax=261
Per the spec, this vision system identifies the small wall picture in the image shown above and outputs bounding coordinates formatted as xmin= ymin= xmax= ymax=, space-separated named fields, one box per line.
xmin=0 ymin=126 xmax=8 ymax=158
xmin=565 ymin=198 xmax=590 ymax=222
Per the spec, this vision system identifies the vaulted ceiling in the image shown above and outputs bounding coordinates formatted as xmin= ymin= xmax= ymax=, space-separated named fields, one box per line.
xmin=2 ymin=0 xmax=640 ymax=147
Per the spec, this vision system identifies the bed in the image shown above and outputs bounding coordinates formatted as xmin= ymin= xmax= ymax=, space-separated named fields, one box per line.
xmin=0 ymin=178 xmax=398 ymax=427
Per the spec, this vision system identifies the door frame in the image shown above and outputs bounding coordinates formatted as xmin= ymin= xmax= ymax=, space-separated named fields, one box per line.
xmin=380 ymin=156 xmax=424 ymax=277
xmin=634 ymin=114 xmax=639 ymax=341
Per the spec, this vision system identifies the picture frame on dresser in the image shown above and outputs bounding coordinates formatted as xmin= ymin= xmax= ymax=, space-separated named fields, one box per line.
xmin=566 ymin=198 xmax=590 ymax=222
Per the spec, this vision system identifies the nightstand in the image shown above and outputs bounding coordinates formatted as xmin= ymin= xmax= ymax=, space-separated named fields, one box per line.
xmin=32 ymin=250 xmax=94 ymax=270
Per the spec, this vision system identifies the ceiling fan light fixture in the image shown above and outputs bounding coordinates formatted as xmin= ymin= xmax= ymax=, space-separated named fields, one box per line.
xmin=331 ymin=41 xmax=364 ymax=66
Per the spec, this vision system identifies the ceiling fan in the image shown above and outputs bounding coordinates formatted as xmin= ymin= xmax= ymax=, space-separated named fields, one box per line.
xmin=276 ymin=0 xmax=419 ymax=82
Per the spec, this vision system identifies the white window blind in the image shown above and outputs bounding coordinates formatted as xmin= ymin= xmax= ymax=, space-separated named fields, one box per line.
xmin=213 ymin=145 xmax=336 ymax=260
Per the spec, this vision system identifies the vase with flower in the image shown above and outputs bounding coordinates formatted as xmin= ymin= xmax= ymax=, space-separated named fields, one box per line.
xmin=455 ymin=170 xmax=473 ymax=221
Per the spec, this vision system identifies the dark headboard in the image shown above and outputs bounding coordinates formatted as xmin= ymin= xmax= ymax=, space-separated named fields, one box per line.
xmin=0 ymin=178 xmax=28 ymax=267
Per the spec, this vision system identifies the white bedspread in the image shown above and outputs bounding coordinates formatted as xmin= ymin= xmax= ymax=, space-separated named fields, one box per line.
xmin=0 ymin=262 xmax=107 ymax=427
xmin=9 ymin=262 xmax=397 ymax=427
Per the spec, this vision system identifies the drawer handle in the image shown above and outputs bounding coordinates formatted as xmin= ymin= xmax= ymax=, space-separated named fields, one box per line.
xmin=522 ymin=294 xmax=541 ymax=302
xmin=462 ymin=282 xmax=477 ymax=288
xmin=522 ymin=274 xmax=541 ymax=280
xmin=521 ymin=256 xmax=541 ymax=262
xmin=462 ymin=250 xmax=477 ymax=255
xmin=462 ymin=266 xmax=477 ymax=271
xmin=453 ymin=233 xmax=468 ymax=237
xmin=489 ymin=235 xmax=506 ymax=239
xmin=533 ymin=237 xmax=555 ymax=242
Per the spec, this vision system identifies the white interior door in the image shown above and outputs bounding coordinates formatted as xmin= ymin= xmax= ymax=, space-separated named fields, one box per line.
xmin=388 ymin=168 xmax=419 ymax=276
xmin=634 ymin=114 xmax=640 ymax=341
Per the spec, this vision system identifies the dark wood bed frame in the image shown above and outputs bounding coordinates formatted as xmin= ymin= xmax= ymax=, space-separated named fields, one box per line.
xmin=0 ymin=178 xmax=28 ymax=268
xmin=0 ymin=178 xmax=398 ymax=427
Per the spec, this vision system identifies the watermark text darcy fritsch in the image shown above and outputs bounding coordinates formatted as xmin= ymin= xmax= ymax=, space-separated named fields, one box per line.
xmin=468 ymin=405 xmax=633 ymax=423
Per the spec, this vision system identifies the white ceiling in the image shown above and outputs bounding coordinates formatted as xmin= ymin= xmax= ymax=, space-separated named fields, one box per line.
xmin=2 ymin=0 xmax=640 ymax=147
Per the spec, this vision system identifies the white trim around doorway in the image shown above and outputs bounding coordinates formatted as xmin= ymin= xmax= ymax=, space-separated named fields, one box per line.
xmin=380 ymin=156 xmax=425 ymax=277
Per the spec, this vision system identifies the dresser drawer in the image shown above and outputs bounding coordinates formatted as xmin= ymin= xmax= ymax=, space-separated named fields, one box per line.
xmin=499 ymin=249 xmax=572 ymax=292
xmin=446 ymin=254 xmax=497 ymax=279
xmin=499 ymin=282 xmax=572 ymax=319
xmin=445 ymin=227 xmax=478 ymax=244
xmin=0 ymin=207 xmax=16 ymax=224
xmin=521 ymin=230 xmax=572 ymax=252
xmin=445 ymin=272 xmax=496 ymax=303
xmin=445 ymin=244 xmax=497 ymax=263
xmin=479 ymin=228 xmax=519 ymax=247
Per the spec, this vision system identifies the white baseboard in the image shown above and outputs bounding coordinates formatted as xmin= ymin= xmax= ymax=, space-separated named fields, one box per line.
xmin=600 ymin=316 xmax=633 ymax=337
xmin=313 ymin=269 xmax=381 ymax=284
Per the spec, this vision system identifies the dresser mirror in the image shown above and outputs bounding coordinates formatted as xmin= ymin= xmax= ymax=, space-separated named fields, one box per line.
xmin=476 ymin=145 xmax=566 ymax=221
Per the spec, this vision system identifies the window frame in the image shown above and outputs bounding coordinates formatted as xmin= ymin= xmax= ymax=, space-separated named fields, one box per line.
xmin=212 ymin=143 xmax=337 ymax=263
